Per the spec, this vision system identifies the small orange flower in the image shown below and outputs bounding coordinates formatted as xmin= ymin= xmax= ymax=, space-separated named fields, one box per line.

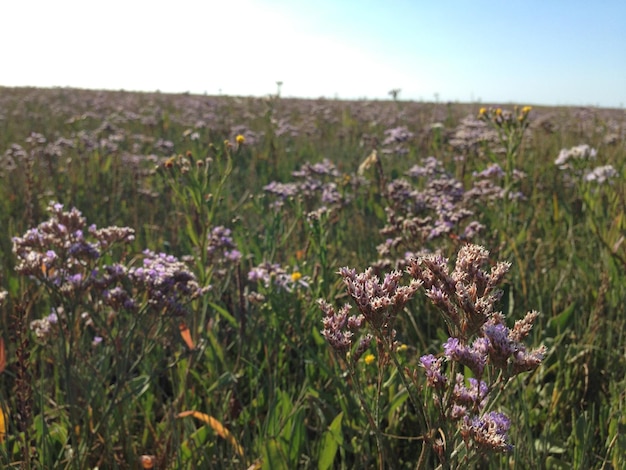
xmin=179 ymin=322 xmax=195 ymax=351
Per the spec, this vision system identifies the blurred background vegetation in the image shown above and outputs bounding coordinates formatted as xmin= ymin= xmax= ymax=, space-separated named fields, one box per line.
xmin=0 ymin=86 xmax=624 ymax=469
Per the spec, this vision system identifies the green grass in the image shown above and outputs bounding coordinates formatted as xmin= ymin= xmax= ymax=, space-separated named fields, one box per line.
xmin=0 ymin=86 xmax=624 ymax=469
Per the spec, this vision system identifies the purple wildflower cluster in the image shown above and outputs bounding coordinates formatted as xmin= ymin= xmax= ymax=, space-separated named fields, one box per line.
xmin=321 ymin=243 xmax=546 ymax=456
xmin=318 ymin=301 xmax=371 ymax=360
xmin=230 ymin=124 xmax=262 ymax=146
xmin=263 ymin=159 xmax=347 ymax=213
xmin=555 ymin=144 xmax=618 ymax=186
xmin=381 ymin=126 xmax=415 ymax=156
xmin=448 ymin=115 xmax=499 ymax=154
xmin=13 ymin=202 xmax=208 ymax=341
xmin=248 ymin=262 xmax=311 ymax=293
xmin=583 ymin=165 xmax=618 ymax=184
xmin=410 ymin=244 xmax=546 ymax=453
xmin=30 ymin=307 xmax=62 ymax=340
xmin=273 ymin=118 xmax=301 ymax=138
xmin=554 ymin=144 xmax=597 ymax=170
xmin=465 ymin=163 xmax=526 ymax=202
xmin=462 ymin=411 xmax=512 ymax=453
xmin=128 ymin=250 xmax=208 ymax=316
xmin=206 ymin=226 xmax=242 ymax=278
xmin=376 ymin=154 xmax=529 ymax=271
xmin=12 ymin=201 xmax=134 ymax=293
xmin=1 ymin=134 xmax=75 ymax=175
xmin=320 ymin=267 xmax=421 ymax=361
xmin=0 ymin=115 xmax=170 ymax=200
xmin=376 ymin=157 xmax=487 ymax=271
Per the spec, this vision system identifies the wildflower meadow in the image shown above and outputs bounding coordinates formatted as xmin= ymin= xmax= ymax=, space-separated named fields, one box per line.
xmin=0 ymin=86 xmax=624 ymax=469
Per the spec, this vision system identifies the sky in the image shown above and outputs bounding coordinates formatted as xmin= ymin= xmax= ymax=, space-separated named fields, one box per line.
xmin=2 ymin=0 xmax=625 ymax=107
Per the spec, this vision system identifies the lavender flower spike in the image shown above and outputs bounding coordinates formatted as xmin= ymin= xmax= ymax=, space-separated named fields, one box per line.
xmin=463 ymin=411 xmax=513 ymax=453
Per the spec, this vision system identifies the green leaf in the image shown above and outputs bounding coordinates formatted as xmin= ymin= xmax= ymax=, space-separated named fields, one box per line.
xmin=48 ymin=422 xmax=69 ymax=448
xmin=318 ymin=412 xmax=343 ymax=470
xmin=547 ymin=303 xmax=576 ymax=333
xmin=262 ymin=438 xmax=288 ymax=470
xmin=184 ymin=216 xmax=200 ymax=246
xmin=284 ymin=407 xmax=305 ymax=464
xmin=120 ymin=374 xmax=151 ymax=402
xmin=545 ymin=455 xmax=571 ymax=469
xmin=180 ymin=425 xmax=210 ymax=462
xmin=386 ymin=390 xmax=409 ymax=424
xmin=101 ymin=154 xmax=113 ymax=173
xmin=266 ymin=390 xmax=292 ymax=437
xmin=208 ymin=302 xmax=239 ymax=328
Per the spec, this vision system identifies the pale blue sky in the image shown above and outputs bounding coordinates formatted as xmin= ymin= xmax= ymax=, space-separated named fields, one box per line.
xmin=2 ymin=0 xmax=625 ymax=107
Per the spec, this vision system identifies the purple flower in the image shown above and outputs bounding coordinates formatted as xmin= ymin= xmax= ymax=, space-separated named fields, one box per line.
xmin=206 ymin=226 xmax=241 ymax=278
xmin=224 ymin=250 xmax=242 ymax=262
xmin=483 ymin=322 xmax=514 ymax=367
xmin=338 ymin=266 xmax=421 ymax=332
xmin=292 ymin=159 xmax=340 ymax=178
xmin=420 ymin=354 xmax=447 ymax=389
xmin=263 ymin=181 xmax=299 ymax=198
xmin=128 ymin=250 xmax=208 ymax=316
xmin=264 ymin=159 xmax=347 ymax=214
xmin=583 ymin=165 xmax=618 ymax=184
xmin=443 ymin=337 xmax=487 ymax=377
xmin=69 ymin=273 xmax=83 ymax=283
xmin=472 ymin=164 xmax=504 ymax=179
xmin=555 ymin=144 xmax=597 ymax=169
xmin=464 ymin=411 xmax=513 ymax=452
xmin=453 ymin=374 xmax=488 ymax=410
xmin=319 ymin=300 xmax=363 ymax=355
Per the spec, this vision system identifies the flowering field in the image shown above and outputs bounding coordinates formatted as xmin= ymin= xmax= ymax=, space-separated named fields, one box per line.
xmin=0 ymin=87 xmax=624 ymax=469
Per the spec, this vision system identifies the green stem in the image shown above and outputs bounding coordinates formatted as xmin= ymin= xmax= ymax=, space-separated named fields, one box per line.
xmin=348 ymin=363 xmax=386 ymax=470
xmin=383 ymin=334 xmax=431 ymax=465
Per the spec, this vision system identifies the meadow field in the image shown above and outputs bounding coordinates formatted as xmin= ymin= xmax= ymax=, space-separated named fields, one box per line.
xmin=0 ymin=86 xmax=624 ymax=469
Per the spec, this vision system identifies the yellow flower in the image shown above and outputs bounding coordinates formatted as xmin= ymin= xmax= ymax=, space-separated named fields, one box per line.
xmin=364 ymin=353 xmax=375 ymax=365
xmin=396 ymin=344 xmax=408 ymax=353
xmin=478 ymin=107 xmax=487 ymax=117
xmin=495 ymin=108 xmax=502 ymax=116
xmin=236 ymin=134 xmax=245 ymax=145
xmin=522 ymin=106 xmax=532 ymax=114
xmin=291 ymin=271 xmax=302 ymax=282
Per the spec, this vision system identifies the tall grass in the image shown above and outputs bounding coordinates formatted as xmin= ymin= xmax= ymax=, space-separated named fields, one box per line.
xmin=0 ymin=86 xmax=624 ymax=468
